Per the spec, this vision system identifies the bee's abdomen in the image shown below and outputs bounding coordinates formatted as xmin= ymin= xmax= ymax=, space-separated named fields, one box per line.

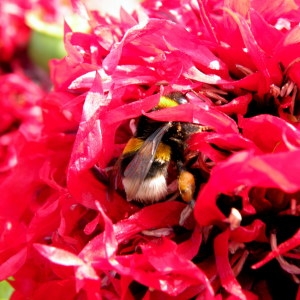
xmin=122 ymin=174 xmax=168 ymax=203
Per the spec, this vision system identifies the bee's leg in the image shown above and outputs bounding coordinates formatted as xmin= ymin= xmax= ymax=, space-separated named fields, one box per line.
xmin=178 ymin=169 xmax=195 ymax=203
xmin=177 ymin=167 xmax=196 ymax=226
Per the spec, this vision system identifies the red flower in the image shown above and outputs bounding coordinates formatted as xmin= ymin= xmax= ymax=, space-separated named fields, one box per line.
xmin=0 ymin=73 xmax=44 ymax=174
xmin=0 ymin=0 xmax=31 ymax=62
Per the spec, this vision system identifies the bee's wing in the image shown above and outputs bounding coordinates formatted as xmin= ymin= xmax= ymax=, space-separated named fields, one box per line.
xmin=123 ymin=122 xmax=171 ymax=200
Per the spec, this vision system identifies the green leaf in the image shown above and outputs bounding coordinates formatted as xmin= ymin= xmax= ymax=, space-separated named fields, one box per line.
xmin=0 ymin=281 xmax=14 ymax=300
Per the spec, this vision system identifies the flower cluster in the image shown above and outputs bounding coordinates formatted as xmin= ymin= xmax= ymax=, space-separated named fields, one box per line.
xmin=1 ymin=0 xmax=300 ymax=299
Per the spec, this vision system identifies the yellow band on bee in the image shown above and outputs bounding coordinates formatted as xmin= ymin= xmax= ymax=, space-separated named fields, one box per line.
xmin=156 ymin=96 xmax=179 ymax=109
xmin=155 ymin=142 xmax=171 ymax=162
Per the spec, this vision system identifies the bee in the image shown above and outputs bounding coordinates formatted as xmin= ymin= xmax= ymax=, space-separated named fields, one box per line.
xmin=118 ymin=91 xmax=211 ymax=223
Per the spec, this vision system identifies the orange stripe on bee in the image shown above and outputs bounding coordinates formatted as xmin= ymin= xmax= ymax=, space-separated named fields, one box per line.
xmin=122 ymin=137 xmax=171 ymax=162
xmin=122 ymin=138 xmax=144 ymax=154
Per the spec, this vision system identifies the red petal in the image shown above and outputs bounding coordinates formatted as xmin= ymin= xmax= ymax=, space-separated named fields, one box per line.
xmin=27 ymin=199 xmax=60 ymax=241
xmin=252 ymin=0 xmax=299 ymax=23
xmin=115 ymin=238 xmax=214 ymax=297
xmin=214 ymin=230 xmax=246 ymax=299
xmin=103 ymin=19 xmax=226 ymax=75
xmin=196 ymin=0 xmax=218 ymax=43
xmin=224 ymin=9 xmax=270 ymax=94
xmin=114 ymin=201 xmax=185 ymax=244
xmin=249 ymin=10 xmax=283 ymax=55
xmin=215 ymin=94 xmax=252 ymax=115
xmin=79 ymin=203 xmax=118 ymax=264
xmin=0 ymin=249 xmax=27 ymax=281
xmin=195 ymin=149 xmax=300 ymax=226
xmin=141 ymin=238 xmax=213 ymax=295
xmin=68 ymin=73 xmax=108 ymax=171
xmin=211 ymin=150 xmax=300 ymax=193
xmin=194 ymin=181 xmax=226 ymax=226
xmin=80 ymin=201 xmax=184 ymax=264
xmin=176 ymin=225 xmax=203 ymax=260
xmin=31 ymin=279 xmax=77 ymax=300
xmin=240 ymin=114 xmax=300 ymax=153
xmin=230 ymin=219 xmax=267 ymax=243
xmin=188 ymin=131 xmax=257 ymax=164
xmin=144 ymin=103 xmax=239 ymax=133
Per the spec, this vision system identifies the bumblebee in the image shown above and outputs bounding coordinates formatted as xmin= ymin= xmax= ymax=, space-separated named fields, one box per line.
xmin=118 ymin=91 xmax=210 ymax=217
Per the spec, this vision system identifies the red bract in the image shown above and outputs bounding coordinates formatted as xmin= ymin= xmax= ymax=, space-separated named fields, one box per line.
xmin=2 ymin=0 xmax=300 ymax=299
